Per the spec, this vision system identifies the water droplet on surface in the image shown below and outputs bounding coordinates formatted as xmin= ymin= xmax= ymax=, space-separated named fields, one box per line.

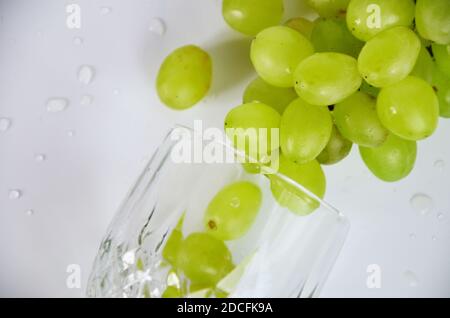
xmin=80 ymin=95 xmax=93 ymax=106
xmin=26 ymin=209 xmax=34 ymax=216
xmin=0 ymin=117 xmax=12 ymax=132
xmin=78 ymin=65 xmax=95 ymax=84
xmin=230 ymin=197 xmax=240 ymax=208
xmin=100 ymin=7 xmax=112 ymax=15
xmin=409 ymin=233 xmax=416 ymax=239
xmin=46 ymin=98 xmax=68 ymax=112
xmin=67 ymin=130 xmax=76 ymax=137
xmin=432 ymin=235 xmax=438 ymax=241
xmin=73 ymin=37 xmax=83 ymax=45
xmin=9 ymin=189 xmax=22 ymax=200
xmin=433 ymin=160 xmax=445 ymax=170
xmin=403 ymin=270 xmax=419 ymax=287
xmin=410 ymin=193 xmax=433 ymax=216
xmin=148 ymin=18 xmax=166 ymax=35
xmin=35 ymin=154 xmax=46 ymax=162
xmin=437 ymin=213 xmax=444 ymax=220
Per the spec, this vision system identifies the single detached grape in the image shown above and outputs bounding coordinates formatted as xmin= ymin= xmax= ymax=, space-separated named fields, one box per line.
xmin=156 ymin=45 xmax=212 ymax=110
xmin=360 ymin=134 xmax=417 ymax=182
xmin=432 ymin=44 xmax=450 ymax=78
xmin=346 ymin=0 xmax=415 ymax=41
xmin=305 ymin=0 xmax=350 ymax=18
xmin=358 ymin=26 xmax=421 ymax=88
xmin=222 ymin=0 xmax=284 ymax=36
xmin=311 ymin=17 xmax=363 ymax=58
xmin=285 ymin=17 xmax=315 ymax=39
xmin=377 ymin=76 xmax=439 ymax=141
xmin=317 ymin=125 xmax=353 ymax=165
xmin=177 ymin=233 xmax=234 ymax=286
xmin=432 ymin=67 xmax=450 ymax=118
xmin=224 ymin=102 xmax=281 ymax=161
xmin=243 ymin=77 xmax=297 ymax=114
xmin=334 ymin=91 xmax=388 ymax=148
xmin=294 ymin=52 xmax=361 ymax=106
xmin=416 ymin=0 xmax=450 ymax=45
xmin=204 ymin=181 xmax=262 ymax=241
xmin=411 ymin=45 xmax=435 ymax=85
xmin=280 ymin=98 xmax=333 ymax=164
xmin=251 ymin=26 xmax=314 ymax=88
xmin=269 ymin=155 xmax=326 ymax=216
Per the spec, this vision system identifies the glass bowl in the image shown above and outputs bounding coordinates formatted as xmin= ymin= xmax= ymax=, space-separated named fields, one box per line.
xmin=87 ymin=126 xmax=349 ymax=298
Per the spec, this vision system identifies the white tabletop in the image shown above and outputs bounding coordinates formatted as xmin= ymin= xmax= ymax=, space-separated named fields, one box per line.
xmin=0 ymin=0 xmax=449 ymax=297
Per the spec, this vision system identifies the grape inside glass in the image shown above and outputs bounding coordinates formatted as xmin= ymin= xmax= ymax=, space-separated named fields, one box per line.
xmin=87 ymin=127 xmax=349 ymax=298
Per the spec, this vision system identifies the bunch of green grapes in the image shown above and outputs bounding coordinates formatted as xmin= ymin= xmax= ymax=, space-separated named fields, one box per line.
xmin=154 ymin=0 xmax=450 ymax=297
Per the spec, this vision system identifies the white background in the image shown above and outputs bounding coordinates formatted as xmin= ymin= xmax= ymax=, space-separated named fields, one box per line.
xmin=0 ymin=0 xmax=449 ymax=297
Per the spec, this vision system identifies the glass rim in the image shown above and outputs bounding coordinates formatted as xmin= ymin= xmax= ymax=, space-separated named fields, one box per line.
xmin=167 ymin=124 xmax=345 ymax=218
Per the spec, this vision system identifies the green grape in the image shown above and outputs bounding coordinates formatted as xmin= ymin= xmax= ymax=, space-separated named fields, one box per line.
xmin=204 ymin=181 xmax=262 ymax=241
xmin=294 ymin=52 xmax=361 ymax=106
xmin=189 ymin=282 xmax=213 ymax=293
xmin=311 ymin=18 xmax=364 ymax=58
xmin=432 ymin=67 xmax=450 ymax=118
xmin=222 ymin=0 xmax=284 ymax=36
xmin=359 ymin=80 xmax=380 ymax=97
xmin=432 ymin=44 xmax=450 ymax=78
xmin=250 ymin=26 xmax=314 ymax=88
xmin=416 ymin=0 xmax=450 ymax=45
xmin=280 ymin=98 xmax=333 ymax=164
xmin=411 ymin=45 xmax=435 ymax=84
xmin=306 ymin=0 xmax=350 ymax=18
xmin=177 ymin=233 xmax=234 ymax=286
xmin=360 ymin=134 xmax=417 ymax=182
xmin=317 ymin=125 xmax=353 ymax=165
xmin=358 ymin=27 xmax=421 ymax=88
xmin=346 ymin=0 xmax=415 ymax=41
xmin=162 ymin=286 xmax=182 ymax=298
xmin=269 ymin=155 xmax=326 ymax=216
xmin=162 ymin=230 xmax=182 ymax=266
xmin=243 ymin=77 xmax=298 ymax=114
xmin=162 ymin=214 xmax=185 ymax=266
xmin=377 ymin=76 xmax=439 ymax=141
xmin=285 ymin=17 xmax=315 ymax=39
xmin=334 ymin=92 xmax=388 ymax=147
xmin=156 ymin=45 xmax=212 ymax=110
xmin=214 ymin=290 xmax=229 ymax=298
xmin=224 ymin=102 xmax=281 ymax=162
